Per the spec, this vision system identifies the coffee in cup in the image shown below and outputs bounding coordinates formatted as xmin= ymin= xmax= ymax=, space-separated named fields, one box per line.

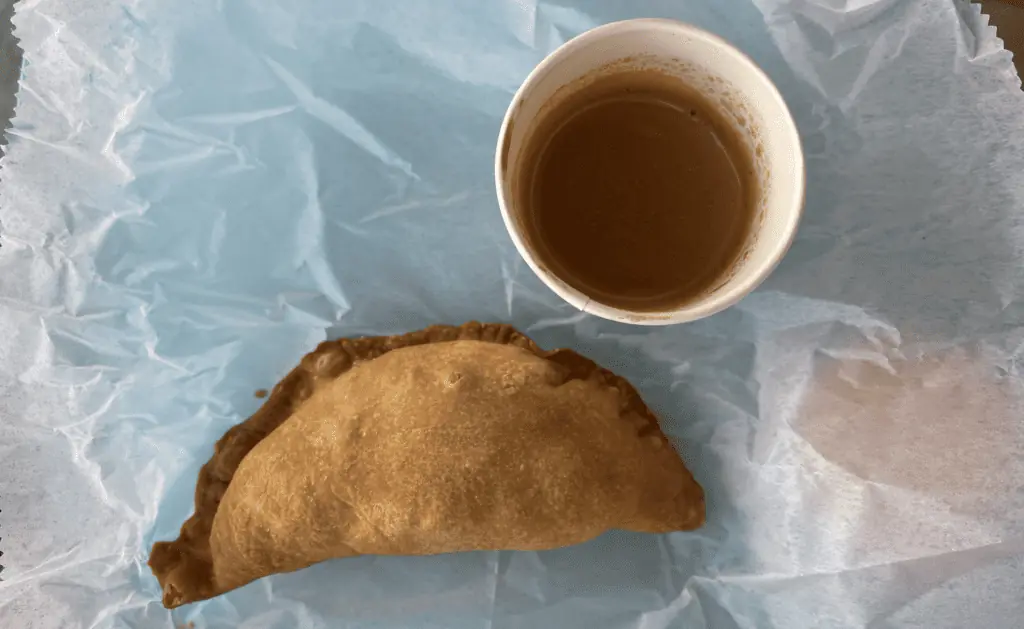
xmin=517 ymin=67 xmax=758 ymax=312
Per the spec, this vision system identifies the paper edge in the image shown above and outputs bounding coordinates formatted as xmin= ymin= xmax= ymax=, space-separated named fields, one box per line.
xmin=961 ymin=0 xmax=1023 ymax=90
xmin=0 ymin=0 xmax=24 ymax=249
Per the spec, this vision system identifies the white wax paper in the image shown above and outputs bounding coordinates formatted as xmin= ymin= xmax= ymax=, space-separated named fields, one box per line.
xmin=2 ymin=0 xmax=1023 ymax=627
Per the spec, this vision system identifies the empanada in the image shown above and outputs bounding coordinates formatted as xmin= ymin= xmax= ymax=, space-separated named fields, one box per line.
xmin=149 ymin=322 xmax=704 ymax=608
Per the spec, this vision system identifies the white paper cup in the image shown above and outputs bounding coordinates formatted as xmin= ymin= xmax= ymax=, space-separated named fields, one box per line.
xmin=495 ymin=18 xmax=805 ymax=325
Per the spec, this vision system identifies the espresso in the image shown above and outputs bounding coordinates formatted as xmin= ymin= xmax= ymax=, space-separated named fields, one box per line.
xmin=518 ymin=70 xmax=757 ymax=311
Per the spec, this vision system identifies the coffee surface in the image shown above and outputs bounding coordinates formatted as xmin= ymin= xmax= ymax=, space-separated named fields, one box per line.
xmin=519 ymin=70 xmax=756 ymax=311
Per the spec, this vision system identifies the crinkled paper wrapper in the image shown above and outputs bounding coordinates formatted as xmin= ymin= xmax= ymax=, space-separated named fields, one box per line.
xmin=1 ymin=1 xmax=1023 ymax=628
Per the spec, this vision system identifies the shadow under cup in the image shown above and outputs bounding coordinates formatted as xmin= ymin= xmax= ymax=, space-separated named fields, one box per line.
xmin=495 ymin=19 xmax=805 ymax=326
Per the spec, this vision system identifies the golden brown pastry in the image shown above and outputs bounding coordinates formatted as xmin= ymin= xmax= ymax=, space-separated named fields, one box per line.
xmin=149 ymin=322 xmax=704 ymax=608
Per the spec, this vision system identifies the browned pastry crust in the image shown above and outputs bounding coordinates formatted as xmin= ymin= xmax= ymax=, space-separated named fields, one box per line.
xmin=149 ymin=322 xmax=704 ymax=608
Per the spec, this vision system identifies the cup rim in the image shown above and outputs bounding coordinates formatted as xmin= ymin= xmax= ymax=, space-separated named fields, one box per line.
xmin=494 ymin=18 xmax=806 ymax=326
